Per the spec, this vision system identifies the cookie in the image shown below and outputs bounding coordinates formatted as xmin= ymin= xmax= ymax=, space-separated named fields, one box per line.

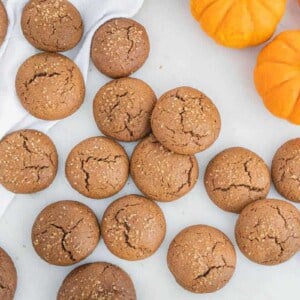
xmin=204 ymin=147 xmax=270 ymax=213
xmin=235 ymin=199 xmax=300 ymax=265
xmin=32 ymin=200 xmax=100 ymax=266
xmin=21 ymin=0 xmax=83 ymax=52
xmin=91 ymin=18 xmax=150 ymax=78
xmin=0 ymin=247 xmax=17 ymax=300
xmin=272 ymin=138 xmax=300 ymax=203
xmin=167 ymin=225 xmax=236 ymax=294
xmin=66 ymin=137 xmax=129 ymax=199
xmin=0 ymin=129 xmax=58 ymax=194
xmin=151 ymin=87 xmax=221 ymax=155
xmin=57 ymin=262 xmax=136 ymax=300
xmin=101 ymin=194 xmax=166 ymax=260
xmin=15 ymin=52 xmax=85 ymax=120
xmin=130 ymin=135 xmax=199 ymax=202
xmin=0 ymin=1 xmax=8 ymax=47
xmin=93 ymin=77 xmax=157 ymax=142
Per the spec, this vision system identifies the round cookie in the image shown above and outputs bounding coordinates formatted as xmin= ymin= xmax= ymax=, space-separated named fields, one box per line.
xmin=93 ymin=77 xmax=157 ymax=142
xmin=91 ymin=18 xmax=150 ymax=78
xmin=130 ymin=135 xmax=199 ymax=202
xmin=167 ymin=225 xmax=236 ymax=294
xmin=21 ymin=0 xmax=83 ymax=52
xmin=272 ymin=138 xmax=300 ymax=203
xmin=204 ymin=147 xmax=270 ymax=213
xmin=235 ymin=199 xmax=300 ymax=265
xmin=57 ymin=262 xmax=136 ymax=300
xmin=66 ymin=137 xmax=129 ymax=199
xmin=0 ymin=129 xmax=58 ymax=194
xmin=0 ymin=247 xmax=17 ymax=300
xmin=15 ymin=52 xmax=85 ymax=120
xmin=101 ymin=194 xmax=166 ymax=260
xmin=0 ymin=1 xmax=8 ymax=47
xmin=32 ymin=200 xmax=100 ymax=266
xmin=151 ymin=86 xmax=221 ymax=155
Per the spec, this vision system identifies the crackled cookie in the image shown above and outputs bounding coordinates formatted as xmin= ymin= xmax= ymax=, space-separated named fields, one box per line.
xmin=0 ymin=1 xmax=8 ymax=47
xmin=102 ymin=194 xmax=166 ymax=260
xmin=66 ymin=137 xmax=129 ymax=199
xmin=151 ymin=86 xmax=221 ymax=155
xmin=235 ymin=199 xmax=300 ymax=265
xmin=93 ymin=77 xmax=156 ymax=142
xmin=0 ymin=129 xmax=58 ymax=193
xmin=272 ymin=138 xmax=300 ymax=203
xmin=16 ymin=52 xmax=85 ymax=120
xmin=32 ymin=200 xmax=100 ymax=266
xmin=167 ymin=225 xmax=236 ymax=294
xmin=130 ymin=135 xmax=199 ymax=202
xmin=204 ymin=147 xmax=270 ymax=213
xmin=58 ymin=262 xmax=136 ymax=300
xmin=91 ymin=18 xmax=150 ymax=78
xmin=21 ymin=0 xmax=83 ymax=52
xmin=0 ymin=247 xmax=17 ymax=300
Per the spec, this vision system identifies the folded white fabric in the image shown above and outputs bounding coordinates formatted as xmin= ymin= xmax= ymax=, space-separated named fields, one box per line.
xmin=0 ymin=0 xmax=144 ymax=217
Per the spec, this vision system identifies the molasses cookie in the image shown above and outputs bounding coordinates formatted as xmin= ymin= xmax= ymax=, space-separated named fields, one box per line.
xmin=102 ymin=194 xmax=166 ymax=260
xmin=272 ymin=138 xmax=300 ymax=203
xmin=167 ymin=225 xmax=236 ymax=294
xmin=93 ymin=77 xmax=156 ymax=142
xmin=235 ymin=199 xmax=300 ymax=265
xmin=130 ymin=135 xmax=199 ymax=202
xmin=57 ymin=262 xmax=136 ymax=300
xmin=21 ymin=0 xmax=83 ymax=52
xmin=0 ymin=129 xmax=58 ymax=194
xmin=91 ymin=18 xmax=150 ymax=78
xmin=32 ymin=200 xmax=100 ymax=266
xmin=204 ymin=147 xmax=270 ymax=213
xmin=16 ymin=52 xmax=85 ymax=120
xmin=0 ymin=1 xmax=8 ymax=47
xmin=151 ymin=86 xmax=221 ymax=155
xmin=66 ymin=137 xmax=129 ymax=199
xmin=0 ymin=247 xmax=17 ymax=300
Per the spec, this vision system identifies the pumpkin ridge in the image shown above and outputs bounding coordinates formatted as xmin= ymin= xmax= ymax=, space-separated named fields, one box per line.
xmin=288 ymin=88 xmax=300 ymax=120
xmin=214 ymin=0 xmax=236 ymax=35
xmin=261 ymin=74 xmax=300 ymax=98
xmin=246 ymin=1 xmax=256 ymax=45
xmin=280 ymin=37 xmax=300 ymax=54
xmin=258 ymin=60 xmax=299 ymax=69
xmin=198 ymin=0 xmax=222 ymax=20
xmin=255 ymin=0 xmax=280 ymax=19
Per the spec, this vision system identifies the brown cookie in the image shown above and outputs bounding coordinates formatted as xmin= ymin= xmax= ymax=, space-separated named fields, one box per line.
xmin=21 ymin=0 xmax=83 ymax=52
xmin=0 ymin=129 xmax=58 ymax=194
xmin=93 ymin=77 xmax=157 ymax=142
xmin=57 ymin=262 xmax=136 ymax=300
xmin=0 ymin=1 xmax=8 ymax=47
xmin=204 ymin=147 xmax=270 ymax=213
xmin=0 ymin=247 xmax=17 ymax=300
xmin=66 ymin=137 xmax=129 ymax=199
xmin=101 ymin=194 xmax=166 ymax=261
xmin=130 ymin=135 xmax=199 ymax=202
xmin=32 ymin=200 xmax=100 ymax=266
xmin=151 ymin=87 xmax=221 ymax=155
xmin=91 ymin=18 xmax=150 ymax=78
xmin=272 ymin=138 xmax=300 ymax=203
xmin=15 ymin=52 xmax=85 ymax=120
xmin=167 ymin=225 xmax=236 ymax=294
xmin=235 ymin=199 xmax=300 ymax=265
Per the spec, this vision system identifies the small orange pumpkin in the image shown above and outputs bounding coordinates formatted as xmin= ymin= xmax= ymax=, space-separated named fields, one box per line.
xmin=254 ymin=31 xmax=300 ymax=125
xmin=190 ymin=0 xmax=286 ymax=48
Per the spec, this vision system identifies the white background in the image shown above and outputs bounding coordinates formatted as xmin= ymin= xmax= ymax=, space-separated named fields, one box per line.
xmin=1 ymin=0 xmax=300 ymax=299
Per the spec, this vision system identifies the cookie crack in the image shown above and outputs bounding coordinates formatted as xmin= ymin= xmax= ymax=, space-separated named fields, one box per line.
xmin=25 ymin=71 xmax=61 ymax=87
xmin=50 ymin=218 xmax=83 ymax=262
xmin=194 ymin=264 xmax=234 ymax=281
xmin=213 ymin=183 xmax=264 ymax=193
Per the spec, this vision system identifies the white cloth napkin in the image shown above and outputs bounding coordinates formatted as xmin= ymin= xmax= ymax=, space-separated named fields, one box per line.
xmin=0 ymin=0 xmax=144 ymax=217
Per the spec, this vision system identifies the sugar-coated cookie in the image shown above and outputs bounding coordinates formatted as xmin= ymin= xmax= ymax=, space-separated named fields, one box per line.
xmin=0 ymin=1 xmax=8 ymax=47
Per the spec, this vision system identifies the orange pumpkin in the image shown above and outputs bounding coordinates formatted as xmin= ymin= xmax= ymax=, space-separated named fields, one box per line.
xmin=190 ymin=0 xmax=286 ymax=48
xmin=254 ymin=31 xmax=300 ymax=125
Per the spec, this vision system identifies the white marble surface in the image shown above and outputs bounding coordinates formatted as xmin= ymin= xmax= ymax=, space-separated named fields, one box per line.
xmin=1 ymin=0 xmax=300 ymax=299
